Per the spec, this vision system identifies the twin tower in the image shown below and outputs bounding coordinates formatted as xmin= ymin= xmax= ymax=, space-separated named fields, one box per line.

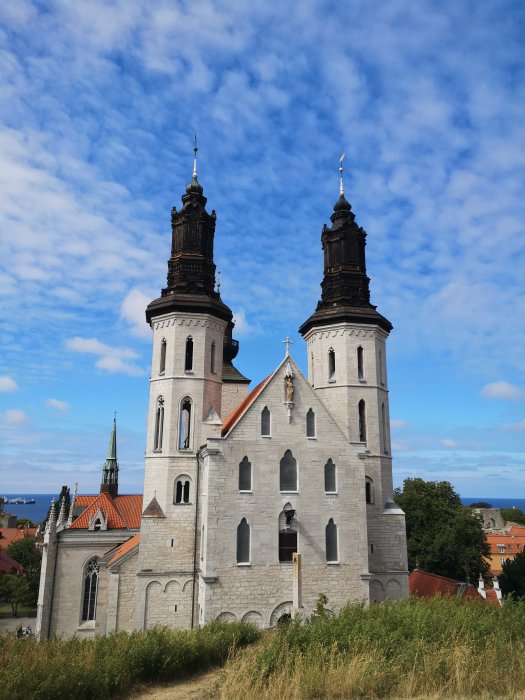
xmin=136 ymin=151 xmax=408 ymax=628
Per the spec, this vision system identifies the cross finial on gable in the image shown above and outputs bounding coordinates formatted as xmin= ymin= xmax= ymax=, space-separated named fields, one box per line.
xmin=282 ymin=336 xmax=293 ymax=357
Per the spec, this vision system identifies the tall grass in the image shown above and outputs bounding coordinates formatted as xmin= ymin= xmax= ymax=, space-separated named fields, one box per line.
xmin=0 ymin=620 xmax=259 ymax=700
xmin=218 ymin=597 xmax=525 ymax=699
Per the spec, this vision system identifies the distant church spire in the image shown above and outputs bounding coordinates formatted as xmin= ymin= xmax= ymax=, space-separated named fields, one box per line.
xmin=299 ymin=156 xmax=392 ymax=337
xmin=100 ymin=415 xmax=119 ymax=498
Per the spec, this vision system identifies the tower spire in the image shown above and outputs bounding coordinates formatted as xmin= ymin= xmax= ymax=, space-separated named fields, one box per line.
xmin=193 ymin=134 xmax=198 ymax=180
xmin=100 ymin=416 xmax=119 ymax=498
xmin=339 ymin=153 xmax=345 ymax=196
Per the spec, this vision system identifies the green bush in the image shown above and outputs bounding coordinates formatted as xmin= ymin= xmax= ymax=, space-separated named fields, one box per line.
xmin=0 ymin=621 xmax=260 ymax=700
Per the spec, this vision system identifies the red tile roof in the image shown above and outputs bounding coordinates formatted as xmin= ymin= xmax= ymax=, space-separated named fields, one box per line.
xmin=0 ymin=551 xmax=22 ymax=574
xmin=106 ymin=534 xmax=140 ymax=566
xmin=70 ymin=493 xmax=142 ymax=530
xmin=409 ymin=570 xmax=494 ymax=604
xmin=221 ymin=374 xmax=273 ymax=436
xmin=0 ymin=526 xmax=37 ymax=547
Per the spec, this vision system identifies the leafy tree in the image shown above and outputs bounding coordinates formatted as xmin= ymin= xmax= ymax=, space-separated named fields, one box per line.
xmin=394 ymin=478 xmax=490 ymax=581
xmin=16 ymin=517 xmax=37 ymax=528
xmin=500 ymin=508 xmax=525 ymax=526
xmin=6 ymin=537 xmax=41 ymax=607
xmin=499 ymin=550 xmax=525 ymax=599
xmin=468 ymin=502 xmax=492 ymax=509
xmin=0 ymin=574 xmax=32 ymax=616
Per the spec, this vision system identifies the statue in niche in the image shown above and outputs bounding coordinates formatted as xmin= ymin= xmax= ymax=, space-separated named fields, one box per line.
xmin=285 ymin=375 xmax=294 ymax=403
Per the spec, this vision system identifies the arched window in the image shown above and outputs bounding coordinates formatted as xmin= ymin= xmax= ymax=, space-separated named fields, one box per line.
xmin=324 ymin=459 xmax=336 ymax=493
xmin=154 ymin=396 xmax=164 ymax=451
xmin=237 ymin=518 xmax=250 ymax=564
xmin=239 ymin=456 xmax=252 ymax=491
xmin=358 ymin=400 xmax=367 ymax=442
xmin=174 ymin=476 xmax=191 ymax=504
xmin=179 ymin=398 xmax=192 ymax=450
xmin=279 ymin=510 xmax=297 ymax=562
xmin=328 ymin=348 xmax=336 ymax=381
xmin=93 ymin=518 xmax=102 ymax=531
xmin=280 ymin=449 xmax=297 ymax=491
xmin=381 ymin=403 xmax=388 ymax=454
xmin=379 ymin=349 xmax=384 ymax=385
xmin=357 ymin=346 xmax=364 ymax=380
xmin=261 ymin=407 xmax=271 ymax=437
xmin=326 ymin=519 xmax=338 ymax=563
xmin=306 ymin=408 xmax=315 ymax=438
xmin=365 ymin=476 xmax=374 ymax=504
xmin=159 ymin=338 xmax=167 ymax=374
xmin=210 ymin=341 xmax=216 ymax=373
xmin=82 ymin=558 xmax=99 ymax=621
xmin=185 ymin=336 xmax=193 ymax=372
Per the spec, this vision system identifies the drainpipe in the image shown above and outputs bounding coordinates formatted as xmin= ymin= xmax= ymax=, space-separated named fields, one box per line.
xmin=191 ymin=445 xmax=204 ymax=629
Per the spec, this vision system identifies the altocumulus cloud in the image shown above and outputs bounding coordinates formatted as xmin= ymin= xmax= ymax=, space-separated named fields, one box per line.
xmin=0 ymin=376 xmax=19 ymax=392
xmin=1 ymin=409 xmax=29 ymax=425
xmin=46 ymin=398 xmax=70 ymax=411
xmin=65 ymin=337 xmax=144 ymax=377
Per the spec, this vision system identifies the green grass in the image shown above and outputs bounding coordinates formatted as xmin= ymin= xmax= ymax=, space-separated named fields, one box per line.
xmin=0 ymin=603 xmax=37 ymax=618
xmin=218 ymin=597 xmax=525 ymax=699
xmin=0 ymin=620 xmax=260 ymax=700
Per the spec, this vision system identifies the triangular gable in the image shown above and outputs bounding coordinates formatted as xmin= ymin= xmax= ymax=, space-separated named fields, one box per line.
xmin=105 ymin=534 xmax=141 ymax=567
xmin=142 ymin=496 xmax=165 ymax=518
xmin=70 ymin=492 xmax=126 ymax=529
xmin=222 ymin=354 xmax=350 ymax=443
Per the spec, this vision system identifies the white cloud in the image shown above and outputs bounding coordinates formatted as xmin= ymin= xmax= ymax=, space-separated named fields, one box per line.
xmin=0 ymin=376 xmax=19 ymax=392
xmin=390 ymin=418 xmax=408 ymax=429
xmin=1 ymin=409 xmax=29 ymax=425
xmin=120 ymin=288 xmax=153 ymax=339
xmin=232 ymin=309 xmax=260 ymax=336
xmin=46 ymin=398 xmax=70 ymax=411
xmin=481 ymin=382 xmax=524 ymax=401
xmin=502 ymin=420 xmax=525 ymax=432
xmin=442 ymin=438 xmax=459 ymax=448
xmin=65 ymin=336 xmax=143 ymax=376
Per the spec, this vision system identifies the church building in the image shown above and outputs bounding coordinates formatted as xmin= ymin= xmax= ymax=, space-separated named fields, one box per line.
xmin=36 ymin=149 xmax=408 ymax=639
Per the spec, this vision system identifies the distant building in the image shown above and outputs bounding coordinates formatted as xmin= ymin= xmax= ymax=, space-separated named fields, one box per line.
xmin=486 ymin=526 xmax=525 ymax=575
xmin=37 ymin=153 xmax=408 ymax=639
xmin=409 ymin=569 xmax=501 ymax=605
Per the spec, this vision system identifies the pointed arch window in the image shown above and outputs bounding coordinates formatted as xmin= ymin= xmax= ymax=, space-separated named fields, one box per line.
xmin=237 ymin=518 xmax=250 ymax=564
xmin=154 ymin=396 xmax=164 ymax=451
xmin=82 ymin=558 xmax=99 ymax=621
xmin=261 ymin=407 xmax=271 ymax=437
xmin=280 ymin=449 xmax=297 ymax=492
xmin=326 ymin=519 xmax=338 ymax=563
xmin=185 ymin=336 xmax=194 ymax=372
xmin=239 ymin=456 xmax=252 ymax=491
xmin=365 ymin=476 xmax=374 ymax=504
xmin=324 ymin=459 xmax=336 ymax=493
xmin=328 ymin=348 xmax=336 ymax=381
xmin=357 ymin=346 xmax=364 ymax=380
xmin=179 ymin=398 xmax=192 ymax=450
xmin=174 ymin=475 xmax=191 ymax=504
xmin=211 ymin=341 xmax=216 ymax=373
xmin=358 ymin=400 xmax=367 ymax=442
xmin=159 ymin=338 xmax=167 ymax=374
xmin=279 ymin=509 xmax=297 ymax=562
xmin=306 ymin=409 xmax=315 ymax=438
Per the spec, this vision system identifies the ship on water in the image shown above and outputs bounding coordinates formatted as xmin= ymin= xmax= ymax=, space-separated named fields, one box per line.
xmin=3 ymin=497 xmax=36 ymax=505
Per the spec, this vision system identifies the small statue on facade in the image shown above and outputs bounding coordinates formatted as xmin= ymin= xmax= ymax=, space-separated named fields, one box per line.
xmin=285 ymin=375 xmax=294 ymax=403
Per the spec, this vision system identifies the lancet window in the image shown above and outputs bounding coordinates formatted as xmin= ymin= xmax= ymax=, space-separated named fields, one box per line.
xmin=237 ymin=518 xmax=250 ymax=564
xmin=154 ymin=396 xmax=164 ymax=451
xmin=326 ymin=519 xmax=338 ymax=563
xmin=179 ymin=398 xmax=192 ymax=450
xmin=185 ymin=336 xmax=193 ymax=371
xmin=82 ymin=558 xmax=99 ymax=621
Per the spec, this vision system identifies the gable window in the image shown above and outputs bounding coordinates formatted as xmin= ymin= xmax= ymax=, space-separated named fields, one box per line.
xmin=358 ymin=400 xmax=367 ymax=442
xmin=365 ymin=476 xmax=374 ymax=504
xmin=239 ymin=456 xmax=252 ymax=491
xmin=82 ymin=558 xmax=99 ymax=621
xmin=185 ymin=336 xmax=193 ymax=372
xmin=306 ymin=409 xmax=315 ymax=438
xmin=279 ymin=529 xmax=297 ymax=562
xmin=174 ymin=476 xmax=191 ymax=504
xmin=237 ymin=518 xmax=250 ymax=564
xmin=210 ymin=341 xmax=216 ymax=373
xmin=357 ymin=346 xmax=364 ymax=380
xmin=328 ymin=348 xmax=336 ymax=381
xmin=326 ymin=519 xmax=338 ymax=563
xmin=280 ymin=449 xmax=297 ymax=492
xmin=93 ymin=518 xmax=102 ymax=531
xmin=324 ymin=459 xmax=336 ymax=493
xmin=159 ymin=338 xmax=167 ymax=374
xmin=154 ymin=396 xmax=164 ymax=451
xmin=261 ymin=407 xmax=271 ymax=437
xmin=179 ymin=398 xmax=192 ymax=450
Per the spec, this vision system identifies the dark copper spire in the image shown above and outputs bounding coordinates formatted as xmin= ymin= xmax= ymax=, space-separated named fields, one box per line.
xmin=146 ymin=142 xmax=233 ymax=324
xmin=299 ymin=160 xmax=392 ymax=336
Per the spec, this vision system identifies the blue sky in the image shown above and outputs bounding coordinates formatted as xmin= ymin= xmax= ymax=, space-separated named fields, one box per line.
xmin=0 ymin=0 xmax=524 ymax=498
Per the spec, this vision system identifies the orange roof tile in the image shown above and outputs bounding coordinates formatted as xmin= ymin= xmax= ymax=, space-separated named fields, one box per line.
xmin=106 ymin=534 xmax=140 ymax=566
xmin=409 ymin=570 xmax=461 ymax=598
xmin=221 ymin=374 xmax=273 ymax=436
xmin=0 ymin=526 xmax=37 ymax=547
xmin=0 ymin=551 xmax=22 ymax=574
xmin=114 ymin=495 xmax=143 ymax=529
xmin=70 ymin=493 xmax=142 ymax=530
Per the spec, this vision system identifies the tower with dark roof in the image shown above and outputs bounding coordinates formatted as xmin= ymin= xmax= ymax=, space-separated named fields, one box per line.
xmin=299 ymin=163 xmax=407 ymax=600
xmin=100 ymin=417 xmax=119 ymax=498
